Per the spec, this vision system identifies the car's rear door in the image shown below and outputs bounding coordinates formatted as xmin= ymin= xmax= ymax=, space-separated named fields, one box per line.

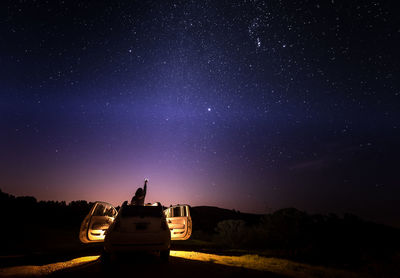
xmin=79 ymin=201 xmax=117 ymax=243
xmin=164 ymin=205 xmax=192 ymax=240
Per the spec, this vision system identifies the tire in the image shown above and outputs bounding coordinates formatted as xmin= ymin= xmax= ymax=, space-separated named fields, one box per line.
xmin=160 ymin=248 xmax=170 ymax=262
xmin=100 ymin=250 xmax=111 ymax=268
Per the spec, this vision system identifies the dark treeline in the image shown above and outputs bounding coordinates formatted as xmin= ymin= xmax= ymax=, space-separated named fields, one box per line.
xmin=0 ymin=189 xmax=97 ymax=255
xmin=208 ymin=208 xmax=400 ymax=266
xmin=1 ymin=189 xmax=399 ymax=267
xmin=1 ymin=189 xmax=93 ymax=228
xmin=190 ymin=207 xmax=400 ymax=266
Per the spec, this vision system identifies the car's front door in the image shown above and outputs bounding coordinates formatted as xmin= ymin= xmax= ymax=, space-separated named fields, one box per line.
xmin=164 ymin=205 xmax=192 ymax=240
xmin=79 ymin=201 xmax=117 ymax=243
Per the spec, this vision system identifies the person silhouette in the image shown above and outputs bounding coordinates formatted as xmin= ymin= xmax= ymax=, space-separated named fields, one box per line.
xmin=130 ymin=179 xmax=148 ymax=206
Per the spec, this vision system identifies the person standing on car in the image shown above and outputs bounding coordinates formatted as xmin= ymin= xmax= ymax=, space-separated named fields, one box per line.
xmin=130 ymin=179 xmax=148 ymax=206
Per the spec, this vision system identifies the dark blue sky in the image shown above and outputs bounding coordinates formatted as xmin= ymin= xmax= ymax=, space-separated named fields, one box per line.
xmin=1 ymin=1 xmax=399 ymax=226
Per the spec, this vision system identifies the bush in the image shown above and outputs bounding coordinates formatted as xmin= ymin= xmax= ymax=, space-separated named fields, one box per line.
xmin=213 ymin=208 xmax=400 ymax=266
xmin=214 ymin=219 xmax=251 ymax=248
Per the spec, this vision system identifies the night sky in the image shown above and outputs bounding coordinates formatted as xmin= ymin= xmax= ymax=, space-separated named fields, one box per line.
xmin=1 ymin=1 xmax=399 ymax=226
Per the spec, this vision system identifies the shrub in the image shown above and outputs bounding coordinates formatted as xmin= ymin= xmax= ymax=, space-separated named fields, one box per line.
xmin=214 ymin=219 xmax=251 ymax=248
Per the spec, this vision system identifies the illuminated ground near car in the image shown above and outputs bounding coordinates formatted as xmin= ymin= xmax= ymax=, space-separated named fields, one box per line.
xmin=0 ymin=255 xmax=100 ymax=277
xmin=0 ymin=251 xmax=358 ymax=278
xmin=171 ymin=251 xmax=358 ymax=278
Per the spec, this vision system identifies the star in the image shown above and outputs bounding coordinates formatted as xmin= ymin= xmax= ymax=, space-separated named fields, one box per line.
xmin=256 ymin=37 xmax=261 ymax=48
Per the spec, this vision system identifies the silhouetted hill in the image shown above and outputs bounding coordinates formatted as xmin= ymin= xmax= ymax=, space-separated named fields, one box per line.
xmin=190 ymin=206 xmax=262 ymax=234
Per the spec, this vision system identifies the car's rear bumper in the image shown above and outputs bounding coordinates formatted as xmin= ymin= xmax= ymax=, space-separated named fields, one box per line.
xmin=104 ymin=232 xmax=170 ymax=252
xmin=105 ymin=242 xmax=170 ymax=253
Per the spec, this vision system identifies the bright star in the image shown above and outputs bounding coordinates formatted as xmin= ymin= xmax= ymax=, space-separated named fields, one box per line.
xmin=256 ymin=37 xmax=261 ymax=47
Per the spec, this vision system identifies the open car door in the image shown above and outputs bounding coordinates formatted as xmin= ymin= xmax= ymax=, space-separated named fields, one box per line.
xmin=164 ymin=205 xmax=192 ymax=240
xmin=79 ymin=201 xmax=117 ymax=243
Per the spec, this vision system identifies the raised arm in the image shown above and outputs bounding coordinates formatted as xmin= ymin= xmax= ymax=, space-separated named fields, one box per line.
xmin=143 ymin=179 xmax=148 ymax=196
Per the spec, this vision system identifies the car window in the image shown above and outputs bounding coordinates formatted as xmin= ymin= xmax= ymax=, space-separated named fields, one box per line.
xmin=121 ymin=205 xmax=163 ymax=218
xmin=92 ymin=203 xmax=116 ymax=217
xmin=172 ymin=206 xmax=187 ymax=217
xmin=173 ymin=207 xmax=181 ymax=217
xmin=164 ymin=208 xmax=173 ymax=218
xmin=182 ymin=206 xmax=188 ymax=216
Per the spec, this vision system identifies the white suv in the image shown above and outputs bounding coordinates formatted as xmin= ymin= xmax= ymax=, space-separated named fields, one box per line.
xmin=79 ymin=201 xmax=192 ymax=262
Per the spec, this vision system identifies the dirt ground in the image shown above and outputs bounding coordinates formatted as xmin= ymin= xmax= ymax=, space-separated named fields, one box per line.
xmin=0 ymin=253 xmax=284 ymax=278
xmin=1 ymin=250 xmax=372 ymax=278
xmin=0 ymin=239 xmax=395 ymax=278
xmin=51 ymin=254 xmax=285 ymax=278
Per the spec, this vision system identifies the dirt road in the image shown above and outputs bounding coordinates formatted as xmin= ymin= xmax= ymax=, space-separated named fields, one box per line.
xmin=50 ymin=253 xmax=284 ymax=278
xmin=0 ymin=251 xmax=362 ymax=278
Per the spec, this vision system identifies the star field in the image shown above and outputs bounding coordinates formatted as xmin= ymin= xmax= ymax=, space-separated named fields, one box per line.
xmin=0 ymin=1 xmax=399 ymax=226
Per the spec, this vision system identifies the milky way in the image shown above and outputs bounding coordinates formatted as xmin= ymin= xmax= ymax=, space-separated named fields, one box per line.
xmin=0 ymin=1 xmax=399 ymax=226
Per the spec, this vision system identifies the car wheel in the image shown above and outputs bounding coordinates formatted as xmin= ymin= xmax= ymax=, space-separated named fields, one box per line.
xmin=100 ymin=250 xmax=111 ymax=268
xmin=160 ymin=248 xmax=170 ymax=262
